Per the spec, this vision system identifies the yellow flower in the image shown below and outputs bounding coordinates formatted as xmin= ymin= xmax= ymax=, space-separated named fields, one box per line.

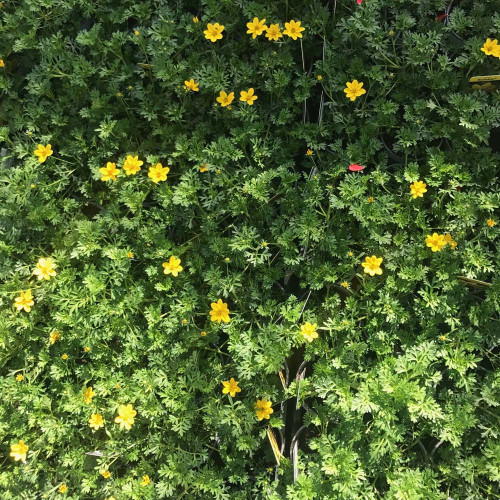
xmin=184 ymin=78 xmax=199 ymax=92
xmin=368 ymin=196 xmax=374 ymax=202
xmin=199 ymin=163 xmax=208 ymax=172
xmin=182 ymin=319 xmax=188 ymax=324
xmin=344 ymin=80 xmax=366 ymax=101
xmin=425 ymin=233 xmax=447 ymax=252
xmin=115 ymin=403 xmax=137 ymax=430
xmin=10 ymin=440 xmax=29 ymax=462
xmin=389 ymin=30 xmax=395 ymax=36
xmin=141 ymin=474 xmax=150 ymax=486
xmin=209 ymin=298 xmax=230 ymax=323
xmin=50 ymin=330 xmax=61 ymax=344
xmin=100 ymin=470 xmax=111 ymax=479
xmin=204 ymin=22 xmax=224 ymax=42
xmin=481 ymin=38 xmax=499 ymax=56
xmin=61 ymin=354 xmax=68 ymax=360
xmin=222 ymin=378 xmax=241 ymax=397
xmin=348 ymin=251 xmax=353 ymax=257
xmin=361 ymin=255 xmax=383 ymax=276
xmin=16 ymin=374 xmax=24 ymax=382
xmin=216 ymin=91 xmax=234 ymax=107
xmin=0 ymin=59 xmax=4 ymax=67
xmin=162 ymin=256 xmax=183 ymax=276
xmin=148 ymin=163 xmax=170 ymax=183
xmin=410 ymin=180 xmax=427 ymax=199
xmin=34 ymin=144 xmax=53 ymax=163
xmin=15 ymin=290 xmax=34 ymax=313
xmin=123 ymin=155 xmax=143 ymax=176
xmin=193 ymin=16 xmax=199 ymax=23
xmin=246 ymin=17 xmax=267 ymax=39
xmin=317 ymin=74 xmax=323 ymax=81
xmin=487 ymin=218 xmax=496 ymax=227
xmin=84 ymin=386 xmax=96 ymax=404
xmin=116 ymin=91 xmax=122 ymax=97
xmin=341 ymin=281 xmax=349 ymax=288
xmin=494 ymin=45 xmax=500 ymax=58
xmin=283 ymin=20 xmax=305 ymax=40
xmin=239 ymin=88 xmax=258 ymax=105
xmin=265 ymin=23 xmax=282 ymax=41
xmin=88 ymin=413 xmax=104 ymax=430
xmin=59 ymin=484 xmax=67 ymax=494
xmin=300 ymin=322 xmax=318 ymax=342
xmin=449 ymin=240 xmax=457 ymax=250
xmin=134 ymin=30 xmax=140 ymax=36
xmin=306 ymin=149 xmax=313 ymax=156
xmin=201 ymin=331 xmax=207 ymax=336
xmin=127 ymin=251 xmax=134 ymax=258
xmin=33 ymin=257 xmax=57 ymax=281
xmin=84 ymin=346 xmax=91 ymax=352
xmin=99 ymin=162 xmax=120 ymax=181
xmin=255 ymin=399 xmax=273 ymax=421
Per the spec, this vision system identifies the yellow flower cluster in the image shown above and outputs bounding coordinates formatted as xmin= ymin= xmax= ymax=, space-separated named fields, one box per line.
xmin=99 ymin=155 xmax=170 ymax=184
xmin=216 ymin=88 xmax=258 ymax=107
xmin=425 ymin=233 xmax=457 ymax=252
xmin=202 ymin=19 xmax=305 ymax=43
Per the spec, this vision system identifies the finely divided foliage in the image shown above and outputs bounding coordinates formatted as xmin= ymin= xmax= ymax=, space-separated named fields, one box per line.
xmin=1 ymin=0 xmax=499 ymax=499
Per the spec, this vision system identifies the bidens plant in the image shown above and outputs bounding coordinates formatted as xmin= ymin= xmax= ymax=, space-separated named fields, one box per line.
xmin=0 ymin=0 xmax=499 ymax=499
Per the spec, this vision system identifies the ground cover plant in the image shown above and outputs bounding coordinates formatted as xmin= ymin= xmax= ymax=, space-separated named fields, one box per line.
xmin=1 ymin=0 xmax=499 ymax=498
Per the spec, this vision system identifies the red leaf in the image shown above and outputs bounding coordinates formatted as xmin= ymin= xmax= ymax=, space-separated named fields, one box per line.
xmin=348 ymin=163 xmax=365 ymax=171
xmin=436 ymin=13 xmax=448 ymax=22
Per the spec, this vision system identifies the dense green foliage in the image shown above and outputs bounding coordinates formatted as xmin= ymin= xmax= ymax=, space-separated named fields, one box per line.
xmin=1 ymin=0 xmax=499 ymax=498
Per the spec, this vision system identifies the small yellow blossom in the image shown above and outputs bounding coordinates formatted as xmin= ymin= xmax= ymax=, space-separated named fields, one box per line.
xmin=127 ymin=251 xmax=133 ymax=258
xmin=209 ymin=298 xmax=230 ymax=324
xmin=255 ymin=399 xmax=273 ymax=420
xmin=224 ymin=257 xmax=230 ymax=262
xmin=61 ymin=354 xmax=68 ymax=360
xmin=184 ymin=78 xmax=199 ymax=92
xmin=410 ymin=180 xmax=427 ymax=199
xmin=216 ymin=91 xmax=234 ymax=107
xmin=306 ymin=149 xmax=313 ymax=156
xmin=193 ymin=16 xmax=199 ymax=23
xmin=33 ymin=257 xmax=57 ymax=281
xmin=123 ymin=155 xmax=143 ymax=176
xmin=368 ymin=196 xmax=374 ymax=202
xmin=84 ymin=386 xmax=96 ymax=404
xmin=182 ymin=319 xmax=188 ymax=324
xmin=246 ymin=17 xmax=267 ymax=39
xmin=389 ymin=30 xmax=394 ymax=36
xmin=317 ymin=74 xmax=323 ymax=81
xmin=16 ymin=374 xmax=24 ymax=382
xmin=361 ymin=255 xmax=383 ymax=276
xmin=162 ymin=256 xmax=183 ymax=276
xmin=348 ymin=251 xmax=353 ymax=257
xmin=141 ymin=474 xmax=150 ymax=486
xmin=216 ymin=169 xmax=221 ymax=174
xmin=99 ymin=162 xmax=120 ymax=181
xmin=15 ymin=290 xmax=34 ymax=313
xmin=300 ymin=322 xmax=318 ymax=342
xmin=100 ymin=470 xmax=111 ymax=479
xmin=283 ymin=20 xmax=305 ymax=40
xmin=116 ymin=91 xmax=122 ymax=97
xmin=115 ymin=404 xmax=137 ymax=430
xmin=59 ymin=484 xmax=67 ymax=494
xmin=265 ymin=23 xmax=282 ymax=41
xmin=487 ymin=218 xmax=496 ymax=227
xmin=439 ymin=335 xmax=447 ymax=341
xmin=481 ymin=38 xmax=499 ymax=56
xmin=426 ymin=233 xmax=447 ymax=252
xmin=84 ymin=346 xmax=91 ymax=352
xmin=50 ymin=330 xmax=61 ymax=344
xmin=199 ymin=163 xmax=208 ymax=172
xmin=201 ymin=331 xmax=207 ymax=336
xmin=128 ymin=85 xmax=132 ymax=89
xmin=344 ymin=80 xmax=366 ymax=101
xmin=222 ymin=378 xmax=241 ymax=397
xmin=148 ymin=163 xmax=170 ymax=183
xmin=134 ymin=30 xmax=140 ymax=36
xmin=0 ymin=59 xmax=4 ymax=67
xmin=341 ymin=281 xmax=349 ymax=288
xmin=88 ymin=413 xmax=104 ymax=430
xmin=34 ymin=144 xmax=53 ymax=163
xmin=10 ymin=440 xmax=29 ymax=462
xmin=204 ymin=22 xmax=224 ymax=42
xmin=30 ymin=184 xmax=36 ymax=188
xmin=240 ymin=88 xmax=258 ymax=105
xmin=262 ymin=241 xmax=268 ymax=247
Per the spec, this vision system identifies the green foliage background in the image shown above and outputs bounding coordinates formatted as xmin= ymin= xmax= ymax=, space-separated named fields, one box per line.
xmin=1 ymin=0 xmax=499 ymax=498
